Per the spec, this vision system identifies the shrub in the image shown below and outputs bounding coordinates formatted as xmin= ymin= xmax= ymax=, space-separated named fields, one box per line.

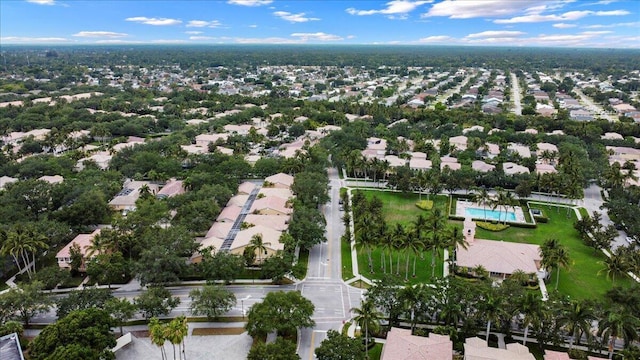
xmin=534 ymin=215 xmax=549 ymax=223
xmin=568 ymin=348 xmax=587 ymax=360
xmin=415 ymin=200 xmax=434 ymax=210
xmin=476 ymin=221 xmax=510 ymax=231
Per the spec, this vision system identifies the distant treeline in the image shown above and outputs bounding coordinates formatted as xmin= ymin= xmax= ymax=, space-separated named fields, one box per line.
xmin=2 ymin=45 xmax=639 ymax=76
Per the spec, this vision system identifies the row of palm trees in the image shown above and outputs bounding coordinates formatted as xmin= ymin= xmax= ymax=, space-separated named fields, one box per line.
xmin=352 ymin=191 xmax=467 ymax=281
xmin=149 ymin=316 xmax=189 ymax=360
xmin=351 ymin=277 xmax=640 ymax=359
xmin=471 ymin=187 xmax=520 ymax=224
xmin=0 ymin=224 xmax=48 ymax=279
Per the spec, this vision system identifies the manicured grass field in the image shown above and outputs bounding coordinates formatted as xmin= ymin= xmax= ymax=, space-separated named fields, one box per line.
xmin=342 ymin=239 xmax=355 ymax=281
xmin=471 ymin=201 xmax=630 ymax=300
xmin=347 ymin=190 xmax=630 ymax=301
xmin=367 ymin=343 xmax=383 ymax=360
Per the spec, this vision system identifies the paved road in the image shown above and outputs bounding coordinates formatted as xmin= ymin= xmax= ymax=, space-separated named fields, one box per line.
xmin=511 ymin=72 xmax=522 ymax=115
xmin=573 ymin=87 xmax=618 ymax=122
xmin=297 ymin=167 xmax=364 ymax=360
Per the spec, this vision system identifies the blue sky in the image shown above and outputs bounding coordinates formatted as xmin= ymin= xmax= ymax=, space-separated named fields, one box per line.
xmin=1 ymin=0 xmax=638 ymax=47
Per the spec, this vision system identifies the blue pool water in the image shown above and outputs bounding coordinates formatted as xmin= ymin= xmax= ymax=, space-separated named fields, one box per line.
xmin=464 ymin=207 xmax=516 ymax=222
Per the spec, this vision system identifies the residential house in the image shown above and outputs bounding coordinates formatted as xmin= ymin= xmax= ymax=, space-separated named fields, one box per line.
xmin=570 ymin=109 xmax=593 ymax=121
xmin=472 ymin=160 xmax=495 ymax=173
xmin=607 ymin=146 xmax=640 ymax=162
xmin=56 ymin=229 xmax=101 ymax=271
xmin=38 ymin=175 xmax=64 ymax=184
xmin=464 ymin=337 xmax=535 ymax=360
xmin=503 ymin=162 xmax=530 ymax=175
xmin=535 ymin=164 xmax=557 ymax=175
xmin=264 ymin=173 xmax=294 ymax=189
xmin=0 ymin=176 xmax=18 ymax=190
xmin=385 ymin=155 xmax=406 ymax=168
xmin=237 ymin=181 xmax=257 ymax=195
xmin=441 ymin=156 xmax=461 ymax=171
xmin=381 ymin=328 xmax=452 ymax=360
xmin=258 ymin=187 xmax=294 ymax=200
xmin=201 ymin=225 xmax=284 ymax=261
xmin=410 ymin=158 xmax=432 ymax=171
xmin=76 ymin=152 xmax=112 ymax=170
xmin=243 ymin=214 xmax=289 ymax=232
xmin=108 ymin=180 xmax=159 ymax=211
xmin=450 ymin=135 xmax=468 ymax=151
xmin=601 ymin=132 xmax=624 ymax=141
xmin=250 ymin=196 xmax=292 ymax=216
xmin=508 ymin=143 xmax=532 ymax=158
xmin=156 ymin=179 xmax=185 ymax=199
xmin=456 ymin=219 xmax=542 ymax=280
xmin=0 ymin=332 xmax=25 ymax=360
xmin=194 ymin=133 xmax=228 ymax=147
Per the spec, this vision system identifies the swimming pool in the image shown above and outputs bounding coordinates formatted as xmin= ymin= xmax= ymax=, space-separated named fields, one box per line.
xmin=464 ymin=207 xmax=516 ymax=222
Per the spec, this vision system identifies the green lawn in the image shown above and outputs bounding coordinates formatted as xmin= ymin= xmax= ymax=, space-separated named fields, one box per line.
xmin=472 ymin=203 xmax=631 ymax=300
xmin=347 ymin=190 xmax=630 ymax=301
xmin=342 ymin=239 xmax=355 ymax=281
xmin=367 ymin=343 xmax=383 ymax=360
xmin=358 ymin=190 xmax=449 ymax=226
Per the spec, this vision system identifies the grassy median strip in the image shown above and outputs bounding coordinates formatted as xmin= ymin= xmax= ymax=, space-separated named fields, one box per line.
xmin=192 ymin=327 xmax=246 ymax=336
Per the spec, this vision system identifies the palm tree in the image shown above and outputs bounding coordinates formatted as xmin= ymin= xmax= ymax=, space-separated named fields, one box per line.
xmin=165 ymin=316 xmax=188 ymax=360
xmin=248 ymin=234 xmax=270 ymax=264
xmin=380 ymin=224 xmax=395 ymax=275
xmin=392 ymin=224 xmax=406 ymax=276
xmin=351 ymin=300 xmax=384 ymax=359
xmin=0 ymin=225 xmax=47 ymax=278
xmin=399 ymin=284 xmax=424 ymax=331
xmin=149 ymin=317 xmax=168 ymax=360
xmin=598 ymin=306 xmax=640 ymax=359
xmin=472 ymin=188 xmax=492 ymax=220
xmin=599 ymin=250 xmax=630 ymax=286
xmin=472 ymin=264 xmax=489 ymax=280
xmin=480 ymin=289 xmax=506 ymax=343
xmin=355 ymin=215 xmax=376 ymax=273
xmin=426 ymin=209 xmax=447 ymax=278
xmin=558 ymin=299 xmax=596 ymax=349
xmin=408 ymin=217 xmax=427 ymax=277
xmin=540 ymin=238 xmax=571 ymax=290
xmin=517 ymin=292 xmax=543 ymax=345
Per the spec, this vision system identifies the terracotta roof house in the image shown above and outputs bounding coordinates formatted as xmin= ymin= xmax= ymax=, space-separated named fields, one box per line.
xmin=536 ymin=143 xmax=559 ymax=156
xmin=195 ymin=133 xmax=228 ymax=147
xmin=472 ymin=160 xmax=495 ymax=173
xmin=606 ymin=146 xmax=640 ymax=161
xmin=180 ymin=144 xmax=208 ymax=154
xmin=243 ymin=214 xmax=290 ymax=232
xmin=367 ymin=137 xmax=387 ymax=151
xmin=217 ymin=206 xmax=242 ymax=223
xmin=464 ymin=337 xmax=535 ymax=360
xmin=250 ymin=196 xmax=292 ymax=216
xmin=224 ymin=225 xmax=285 ymax=260
xmin=410 ymin=151 xmax=427 ymax=159
xmin=456 ymin=219 xmax=542 ymax=280
xmin=381 ymin=328 xmax=452 ymax=360
xmin=237 ymin=181 xmax=257 ymax=195
xmin=450 ymin=135 xmax=468 ymax=151
xmin=601 ymin=132 xmax=624 ymax=141
xmin=535 ymin=164 xmax=557 ymax=175
xmin=0 ymin=176 xmax=18 ymax=189
xmin=484 ymin=143 xmax=501 ymax=158
xmin=156 ymin=179 xmax=185 ymax=199
xmin=37 ymin=175 xmax=64 ymax=184
xmin=441 ymin=156 xmax=461 ymax=171
xmin=111 ymin=136 xmax=145 ymax=152
xmin=264 ymin=173 xmax=294 ymax=189
xmin=76 ymin=152 xmax=112 ymax=170
xmin=108 ymin=181 xmax=159 ymax=211
xmin=462 ymin=125 xmax=485 ymax=134
xmin=56 ymin=229 xmax=101 ymax=271
xmin=410 ymin=158 xmax=432 ymax=171
xmin=385 ymin=155 xmax=406 ymax=168
xmin=503 ymin=162 xmax=530 ymax=175
xmin=205 ymin=222 xmax=233 ymax=240
xmin=215 ymin=146 xmax=234 ymax=156
xmin=544 ymin=350 xmax=572 ymax=360
xmin=226 ymin=195 xmax=250 ymax=207
xmin=258 ymin=187 xmax=294 ymax=200
xmin=508 ymin=143 xmax=532 ymax=158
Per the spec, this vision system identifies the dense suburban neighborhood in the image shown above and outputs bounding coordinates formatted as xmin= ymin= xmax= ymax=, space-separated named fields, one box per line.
xmin=0 ymin=46 xmax=639 ymax=360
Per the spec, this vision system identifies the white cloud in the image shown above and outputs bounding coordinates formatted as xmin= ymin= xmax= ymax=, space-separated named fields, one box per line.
xmin=185 ymin=31 xmax=203 ymax=35
xmin=189 ymin=36 xmax=217 ymax=41
xmin=26 ymin=0 xmax=55 ymax=5
xmin=95 ymin=39 xmax=143 ymax=44
xmin=249 ymin=24 xmax=258 ymax=28
xmin=418 ymin=35 xmax=454 ymax=43
xmin=553 ymin=23 xmax=577 ymax=28
xmin=422 ymin=0 xmax=541 ymax=19
xmin=1 ymin=36 xmax=67 ymax=43
xmin=466 ymin=30 xmax=526 ymax=38
xmin=595 ymin=10 xmax=630 ymax=16
xmin=584 ymin=21 xmax=640 ymax=28
xmin=347 ymin=35 xmax=356 ymax=39
xmin=346 ymin=1 xmax=432 ymax=17
xmin=290 ymin=32 xmax=343 ymax=41
xmin=273 ymin=11 xmax=319 ymax=23
xmin=494 ymin=10 xmax=591 ymax=24
xmin=72 ymin=31 xmax=128 ymax=38
xmin=227 ymin=0 xmax=272 ymax=6
xmin=125 ymin=17 xmax=182 ymax=26
xmin=151 ymin=39 xmax=189 ymax=44
xmin=234 ymin=37 xmax=302 ymax=44
xmin=186 ymin=20 xmax=222 ymax=28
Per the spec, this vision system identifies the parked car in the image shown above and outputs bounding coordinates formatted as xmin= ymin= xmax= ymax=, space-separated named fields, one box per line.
xmin=626 ymin=237 xmax=635 ymax=244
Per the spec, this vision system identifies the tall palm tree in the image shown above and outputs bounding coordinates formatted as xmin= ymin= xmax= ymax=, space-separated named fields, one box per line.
xmin=558 ymin=299 xmax=596 ymax=349
xmin=375 ymin=221 xmax=389 ymax=273
xmin=351 ymin=300 xmax=384 ymax=359
xmin=356 ymin=215 xmax=376 ymax=273
xmin=599 ymin=250 xmax=630 ymax=286
xmin=540 ymin=238 xmax=571 ymax=290
xmin=598 ymin=306 xmax=640 ymax=359
xmin=517 ymin=292 xmax=544 ymax=346
xmin=165 ymin=316 xmax=188 ymax=360
xmin=392 ymin=224 xmax=406 ymax=276
xmin=399 ymin=284 xmax=424 ymax=331
xmin=380 ymin=224 xmax=395 ymax=275
xmin=149 ymin=317 xmax=168 ymax=360
xmin=248 ymin=234 xmax=270 ymax=264
xmin=472 ymin=188 xmax=491 ymax=220
xmin=480 ymin=289 xmax=506 ymax=343
xmin=0 ymin=225 xmax=47 ymax=278
xmin=426 ymin=209 xmax=447 ymax=278
xmin=407 ymin=219 xmax=426 ymax=278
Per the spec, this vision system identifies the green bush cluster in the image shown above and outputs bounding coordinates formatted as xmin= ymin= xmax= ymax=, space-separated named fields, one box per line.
xmin=415 ymin=200 xmax=434 ymax=210
xmin=476 ymin=221 xmax=510 ymax=232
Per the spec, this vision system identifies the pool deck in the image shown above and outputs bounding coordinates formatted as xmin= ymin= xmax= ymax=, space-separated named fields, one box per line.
xmin=455 ymin=200 xmax=527 ymax=224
